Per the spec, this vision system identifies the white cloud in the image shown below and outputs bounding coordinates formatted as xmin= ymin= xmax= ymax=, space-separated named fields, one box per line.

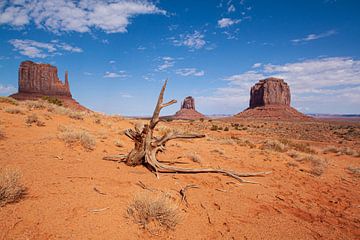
xmin=9 ymin=39 xmax=82 ymax=58
xmin=198 ymin=57 xmax=360 ymax=114
xmin=292 ymin=30 xmax=336 ymax=44
xmin=0 ymin=0 xmax=165 ymax=34
xmin=172 ymin=31 xmax=206 ymax=49
xmin=175 ymin=68 xmax=204 ymax=77
xmin=109 ymin=60 xmax=116 ymax=64
xmin=104 ymin=70 xmax=127 ymax=78
xmin=252 ymin=63 xmax=262 ymax=68
xmin=0 ymin=84 xmax=16 ymax=95
xmin=228 ymin=4 xmax=236 ymax=12
xmin=217 ymin=18 xmax=240 ymax=28
xmin=157 ymin=56 xmax=175 ymax=71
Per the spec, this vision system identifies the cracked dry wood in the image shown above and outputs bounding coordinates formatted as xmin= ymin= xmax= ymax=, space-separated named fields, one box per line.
xmin=103 ymin=80 xmax=270 ymax=182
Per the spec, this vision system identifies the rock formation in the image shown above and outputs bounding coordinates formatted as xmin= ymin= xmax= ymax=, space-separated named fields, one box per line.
xmin=249 ymin=77 xmax=290 ymax=108
xmin=236 ymin=77 xmax=310 ymax=120
xmin=10 ymin=61 xmax=85 ymax=110
xmin=172 ymin=96 xmax=205 ymax=120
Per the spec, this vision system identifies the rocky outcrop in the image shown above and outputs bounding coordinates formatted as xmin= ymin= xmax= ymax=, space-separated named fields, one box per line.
xmin=236 ymin=78 xmax=310 ymax=120
xmin=10 ymin=61 xmax=85 ymax=110
xmin=250 ymin=77 xmax=290 ymax=108
xmin=172 ymin=96 xmax=205 ymax=120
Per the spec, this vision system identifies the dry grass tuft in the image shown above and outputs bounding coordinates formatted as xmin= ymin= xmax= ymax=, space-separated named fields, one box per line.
xmin=0 ymin=168 xmax=26 ymax=207
xmin=127 ymin=192 xmax=180 ymax=231
xmin=323 ymin=146 xmax=360 ymax=157
xmin=58 ymin=126 xmax=96 ymax=150
xmin=23 ymin=100 xmax=47 ymax=110
xmin=5 ymin=107 xmax=24 ymax=115
xmin=0 ymin=129 xmax=5 ymax=140
xmin=280 ymin=139 xmax=316 ymax=154
xmin=261 ymin=139 xmax=287 ymax=152
xmin=114 ymin=140 xmax=124 ymax=147
xmin=47 ymin=105 xmax=85 ymax=120
xmin=25 ymin=113 xmax=45 ymax=126
xmin=186 ymin=152 xmax=202 ymax=163
xmin=287 ymin=150 xmax=327 ymax=176
xmin=347 ymin=166 xmax=360 ymax=177
xmin=0 ymin=97 xmax=18 ymax=105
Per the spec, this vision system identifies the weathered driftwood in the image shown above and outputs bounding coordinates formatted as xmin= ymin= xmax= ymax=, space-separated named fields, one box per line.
xmin=104 ymin=80 xmax=270 ymax=183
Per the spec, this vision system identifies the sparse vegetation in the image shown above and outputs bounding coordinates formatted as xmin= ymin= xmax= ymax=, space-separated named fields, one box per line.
xmin=261 ymin=139 xmax=287 ymax=152
xmin=280 ymin=139 xmax=316 ymax=154
xmin=0 ymin=97 xmax=18 ymax=105
xmin=347 ymin=166 xmax=360 ymax=177
xmin=287 ymin=150 xmax=327 ymax=176
xmin=0 ymin=168 xmax=26 ymax=207
xmin=5 ymin=107 xmax=24 ymax=114
xmin=42 ymin=96 xmax=63 ymax=106
xmin=58 ymin=126 xmax=96 ymax=150
xmin=323 ymin=146 xmax=360 ymax=157
xmin=25 ymin=113 xmax=45 ymax=126
xmin=210 ymin=125 xmax=218 ymax=131
xmin=127 ymin=192 xmax=180 ymax=231
xmin=23 ymin=100 xmax=47 ymax=110
xmin=186 ymin=152 xmax=202 ymax=163
xmin=115 ymin=140 xmax=124 ymax=147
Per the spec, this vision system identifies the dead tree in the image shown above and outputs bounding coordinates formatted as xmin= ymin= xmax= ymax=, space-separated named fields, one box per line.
xmin=104 ymin=80 xmax=270 ymax=183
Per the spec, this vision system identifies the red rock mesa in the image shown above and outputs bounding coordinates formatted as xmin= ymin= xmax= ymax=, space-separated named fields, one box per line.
xmin=172 ymin=96 xmax=205 ymax=120
xmin=236 ymin=77 xmax=310 ymax=120
xmin=10 ymin=61 xmax=85 ymax=110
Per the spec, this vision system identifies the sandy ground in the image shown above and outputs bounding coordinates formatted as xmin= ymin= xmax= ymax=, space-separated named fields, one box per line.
xmin=0 ymin=100 xmax=359 ymax=240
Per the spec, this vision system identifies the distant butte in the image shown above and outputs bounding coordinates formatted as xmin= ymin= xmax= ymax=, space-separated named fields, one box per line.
xmin=10 ymin=61 xmax=86 ymax=110
xmin=172 ymin=96 xmax=205 ymax=120
xmin=236 ymin=77 xmax=310 ymax=120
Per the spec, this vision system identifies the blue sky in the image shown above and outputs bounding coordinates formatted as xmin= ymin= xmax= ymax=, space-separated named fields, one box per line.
xmin=0 ymin=0 xmax=359 ymax=115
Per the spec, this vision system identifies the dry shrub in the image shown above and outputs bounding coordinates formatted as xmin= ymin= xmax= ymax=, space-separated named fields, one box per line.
xmin=288 ymin=150 xmax=327 ymax=176
xmin=23 ymin=100 xmax=47 ymax=110
xmin=5 ymin=107 xmax=24 ymax=114
xmin=0 ymin=129 xmax=4 ymax=140
xmin=26 ymin=113 xmax=45 ymax=126
xmin=186 ymin=152 xmax=202 ymax=163
xmin=0 ymin=168 xmax=26 ymax=206
xmin=347 ymin=166 xmax=360 ymax=177
xmin=47 ymin=105 xmax=85 ymax=120
xmin=323 ymin=146 xmax=360 ymax=157
xmin=157 ymin=126 xmax=173 ymax=136
xmin=58 ymin=126 xmax=95 ymax=150
xmin=280 ymin=139 xmax=316 ymax=154
xmin=261 ymin=139 xmax=286 ymax=152
xmin=127 ymin=192 xmax=180 ymax=232
xmin=115 ymin=140 xmax=124 ymax=147
xmin=211 ymin=148 xmax=225 ymax=155
xmin=0 ymin=97 xmax=18 ymax=105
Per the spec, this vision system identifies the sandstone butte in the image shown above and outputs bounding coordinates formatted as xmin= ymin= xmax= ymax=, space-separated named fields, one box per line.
xmin=236 ymin=77 xmax=310 ymax=120
xmin=10 ymin=61 xmax=85 ymax=110
xmin=172 ymin=96 xmax=206 ymax=120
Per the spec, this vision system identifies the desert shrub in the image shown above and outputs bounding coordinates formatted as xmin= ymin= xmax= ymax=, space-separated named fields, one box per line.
xmin=280 ymin=139 xmax=316 ymax=154
xmin=261 ymin=139 xmax=286 ymax=152
xmin=323 ymin=146 xmax=360 ymax=157
xmin=347 ymin=166 xmax=360 ymax=177
xmin=287 ymin=150 xmax=327 ymax=176
xmin=186 ymin=152 xmax=202 ymax=163
xmin=5 ymin=107 xmax=24 ymax=114
xmin=166 ymin=118 xmax=173 ymax=122
xmin=157 ymin=126 xmax=172 ymax=136
xmin=23 ymin=100 xmax=47 ymax=110
xmin=25 ymin=114 xmax=45 ymax=126
xmin=0 ymin=129 xmax=5 ymax=139
xmin=199 ymin=118 xmax=204 ymax=122
xmin=58 ymin=126 xmax=95 ymax=150
xmin=42 ymin=96 xmax=63 ymax=106
xmin=0 ymin=168 xmax=26 ymax=207
xmin=211 ymin=148 xmax=225 ymax=155
xmin=48 ymin=105 xmax=85 ymax=120
xmin=68 ymin=110 xmax=85 ymax=120
xmin=210 ymin=125 xmax=218 ymax=131
xmin=0 ymin=97 xmax=18 ymax=105
xmin=115 ymin=140 xmax=124 ymax=147
xmin=224 ymin=126 xmax=229 ymax=131
xmin=127 ymin=192 xmax=180 ymax=231
xmin=93 ymin=117 xmax=101 ymax=124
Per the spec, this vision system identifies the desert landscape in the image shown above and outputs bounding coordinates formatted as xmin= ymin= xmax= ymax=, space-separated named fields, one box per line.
xmin=1 ymin=1 xmax=360 ymax=239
